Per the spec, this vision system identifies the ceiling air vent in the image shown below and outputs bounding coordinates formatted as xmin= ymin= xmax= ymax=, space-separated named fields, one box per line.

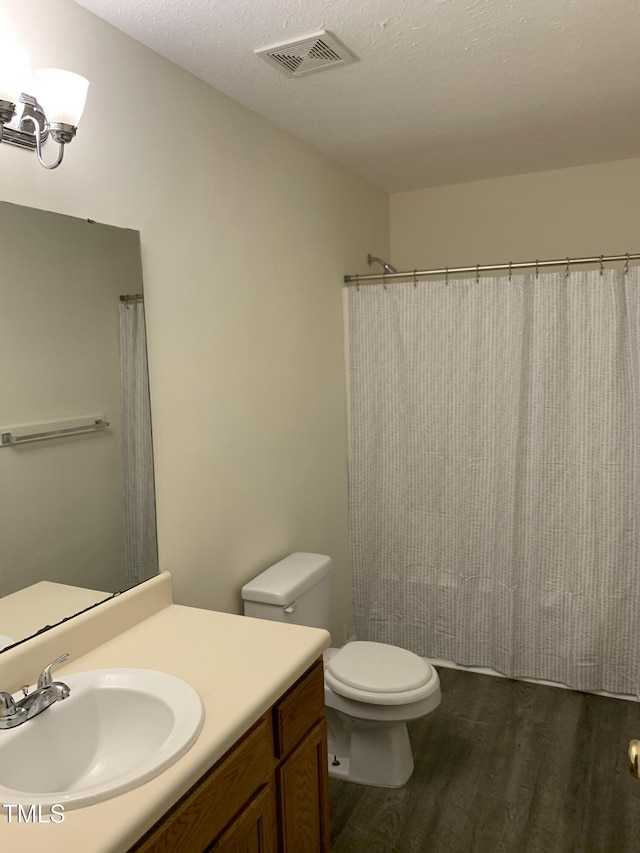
xmin=255 ymin=30 xmax=357 ymax=78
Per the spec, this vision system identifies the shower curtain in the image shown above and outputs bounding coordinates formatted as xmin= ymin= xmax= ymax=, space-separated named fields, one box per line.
xmin=119 ymin=300 xmax=158 ymax=587
xmin=348 ymin=266 xmax=640 ymax=695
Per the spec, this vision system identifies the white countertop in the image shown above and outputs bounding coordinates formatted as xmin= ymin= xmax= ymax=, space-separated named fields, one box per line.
xmin=0 ymin=595 xmax=330 ymax=852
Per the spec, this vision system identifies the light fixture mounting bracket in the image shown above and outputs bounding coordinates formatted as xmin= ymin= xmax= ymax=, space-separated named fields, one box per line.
xmin=1 ymin=93 xmax=48 ymax=150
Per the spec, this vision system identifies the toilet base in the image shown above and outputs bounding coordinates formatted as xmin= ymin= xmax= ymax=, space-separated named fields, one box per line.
xmin=327 ymin=754 xmax=351 ymax=781
xmin=326 ymin=710 xmax=415 ymax=787
xmin=329 ymin=754 xmax=413 ymax=788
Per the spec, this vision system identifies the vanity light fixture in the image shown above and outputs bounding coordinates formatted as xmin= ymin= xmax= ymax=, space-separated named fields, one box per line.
xmin=0 ymin=64 xmax=89 ymax=170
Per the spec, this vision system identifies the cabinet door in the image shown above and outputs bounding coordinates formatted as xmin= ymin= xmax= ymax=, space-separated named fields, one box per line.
xmin=130 ymin=716 xmax=273 ymax=853
xmin=277 ymin=719 xmax=330 ymax=853
xmin=208 ymin=784 xmax=278 ymax=853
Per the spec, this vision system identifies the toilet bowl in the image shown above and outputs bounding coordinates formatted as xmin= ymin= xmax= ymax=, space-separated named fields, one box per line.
xmin=241 ymin=553 xmax=442 ymax=788
xmin=322 ymin=641 xmax=441 ymax=786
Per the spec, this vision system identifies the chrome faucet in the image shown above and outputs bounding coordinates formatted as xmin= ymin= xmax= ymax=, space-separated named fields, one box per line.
xmin=0 ymin=653 xmax=70 ymax=730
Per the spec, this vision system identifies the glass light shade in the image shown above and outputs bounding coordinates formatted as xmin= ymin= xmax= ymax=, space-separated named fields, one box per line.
xmin=34 ymin=68 xmax=89 ymax=127
xmin=0 ymin=41 xmax=30 ymax=105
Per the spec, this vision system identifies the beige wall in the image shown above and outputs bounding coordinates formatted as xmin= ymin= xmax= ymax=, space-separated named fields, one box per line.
xmin=0 ymin=0 xmax=389 ymax=643
xmin=390 ymin=158 xmax=640 ymax=270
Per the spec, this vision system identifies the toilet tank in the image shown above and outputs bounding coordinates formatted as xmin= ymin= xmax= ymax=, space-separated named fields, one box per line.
xmin=241 ymin=552 xmax=331 ymax=630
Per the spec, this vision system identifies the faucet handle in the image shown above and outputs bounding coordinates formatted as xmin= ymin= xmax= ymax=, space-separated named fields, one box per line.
xmin=0 ymin=692 xmax=26 ymax=728
xmin=0 ymin=692 xmax=17 ymax=715
xmin=37 ymin=653 xmax=70 ymax=689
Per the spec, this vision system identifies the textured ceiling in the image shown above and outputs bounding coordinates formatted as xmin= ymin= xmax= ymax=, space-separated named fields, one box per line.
xmin=74 ymin=0 xmax=640 ymax=192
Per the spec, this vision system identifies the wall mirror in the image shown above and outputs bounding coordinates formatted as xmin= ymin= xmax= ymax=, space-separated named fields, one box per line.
xmin=0 ymin=201 xmax=159 ymax=651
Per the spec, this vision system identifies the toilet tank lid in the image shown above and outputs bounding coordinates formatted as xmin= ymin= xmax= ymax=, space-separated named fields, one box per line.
xmin=241 ymin=553 xmax=331 ymax=605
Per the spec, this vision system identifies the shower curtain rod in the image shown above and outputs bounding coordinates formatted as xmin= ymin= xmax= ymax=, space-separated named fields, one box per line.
xmin=343 ymin=252 xmax=640 ymax=286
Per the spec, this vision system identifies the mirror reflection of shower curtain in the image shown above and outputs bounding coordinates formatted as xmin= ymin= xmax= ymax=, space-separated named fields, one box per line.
xmin=348 ymin=267 xmax=640 ymax=696
xmin=119 ymin=300 xmax=159 ymax=586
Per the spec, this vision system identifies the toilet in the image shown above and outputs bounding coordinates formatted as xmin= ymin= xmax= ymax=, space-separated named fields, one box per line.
xmin=241 ymin=552 xmax=441 ymax=788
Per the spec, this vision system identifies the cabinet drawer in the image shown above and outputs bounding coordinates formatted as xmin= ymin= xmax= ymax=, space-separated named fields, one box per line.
xmin=131 ymin=715 xmax=274 ymax=853
xmin=272 ymin=659 xmax=324 ymax=758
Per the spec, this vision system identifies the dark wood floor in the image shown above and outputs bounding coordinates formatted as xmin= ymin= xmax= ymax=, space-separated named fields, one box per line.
xmin=329 ymin=667 xmax=640 ymax=853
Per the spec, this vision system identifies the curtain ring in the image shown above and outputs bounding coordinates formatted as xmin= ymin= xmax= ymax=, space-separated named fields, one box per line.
xmin=476 ymin=264 xmax=480 ymax=284
xmin=599 ymin=254 xmax=604 ymax=276
xmin=508 ymin=261 xmax=512 ymax=282
xmin=625 ymin=253 xmax=630 ymax=275
xmin=413 ymin=269 xmax=418 ymax=288
xmin=445 ymin=266 xmax=449 ymax=285
xmin=535 ymin=259 xmax=539 ymax=279
xmin=382 ymin=270 xmax=387 ymax=290
xmin=355 ymin=273 xmax=360 ymax=292
xmin=565 ymin=257 xmax=570 ymax=279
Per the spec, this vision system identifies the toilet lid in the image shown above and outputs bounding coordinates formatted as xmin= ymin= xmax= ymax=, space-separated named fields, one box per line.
xmin=327 ymin=641 xmax=430 ymax=694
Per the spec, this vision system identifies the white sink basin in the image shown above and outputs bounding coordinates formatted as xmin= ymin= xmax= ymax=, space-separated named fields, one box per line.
xmin=0 ymin=668 xmax=204 ymax=809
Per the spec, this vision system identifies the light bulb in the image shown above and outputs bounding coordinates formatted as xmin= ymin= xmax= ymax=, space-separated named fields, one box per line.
xmin=34 ymin=68 xmax=89 ymax=127
xmin=0 ymin=40 xmax=30 ymax=105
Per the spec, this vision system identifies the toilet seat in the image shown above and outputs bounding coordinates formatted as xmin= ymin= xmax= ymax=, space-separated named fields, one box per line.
xmin=325 ymin=641 xmax=437 ymax=706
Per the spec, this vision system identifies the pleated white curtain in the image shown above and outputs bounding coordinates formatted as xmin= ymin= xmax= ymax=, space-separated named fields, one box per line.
xmin=348 ymin=267 xmax=640 ymax=695
xmin=119 ymin=300 xmax=159 ymax=587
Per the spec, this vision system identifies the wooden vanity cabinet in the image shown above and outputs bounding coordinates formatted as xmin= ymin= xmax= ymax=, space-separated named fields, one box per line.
xmin=129 ymin=659 xmax=330 ymax=853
